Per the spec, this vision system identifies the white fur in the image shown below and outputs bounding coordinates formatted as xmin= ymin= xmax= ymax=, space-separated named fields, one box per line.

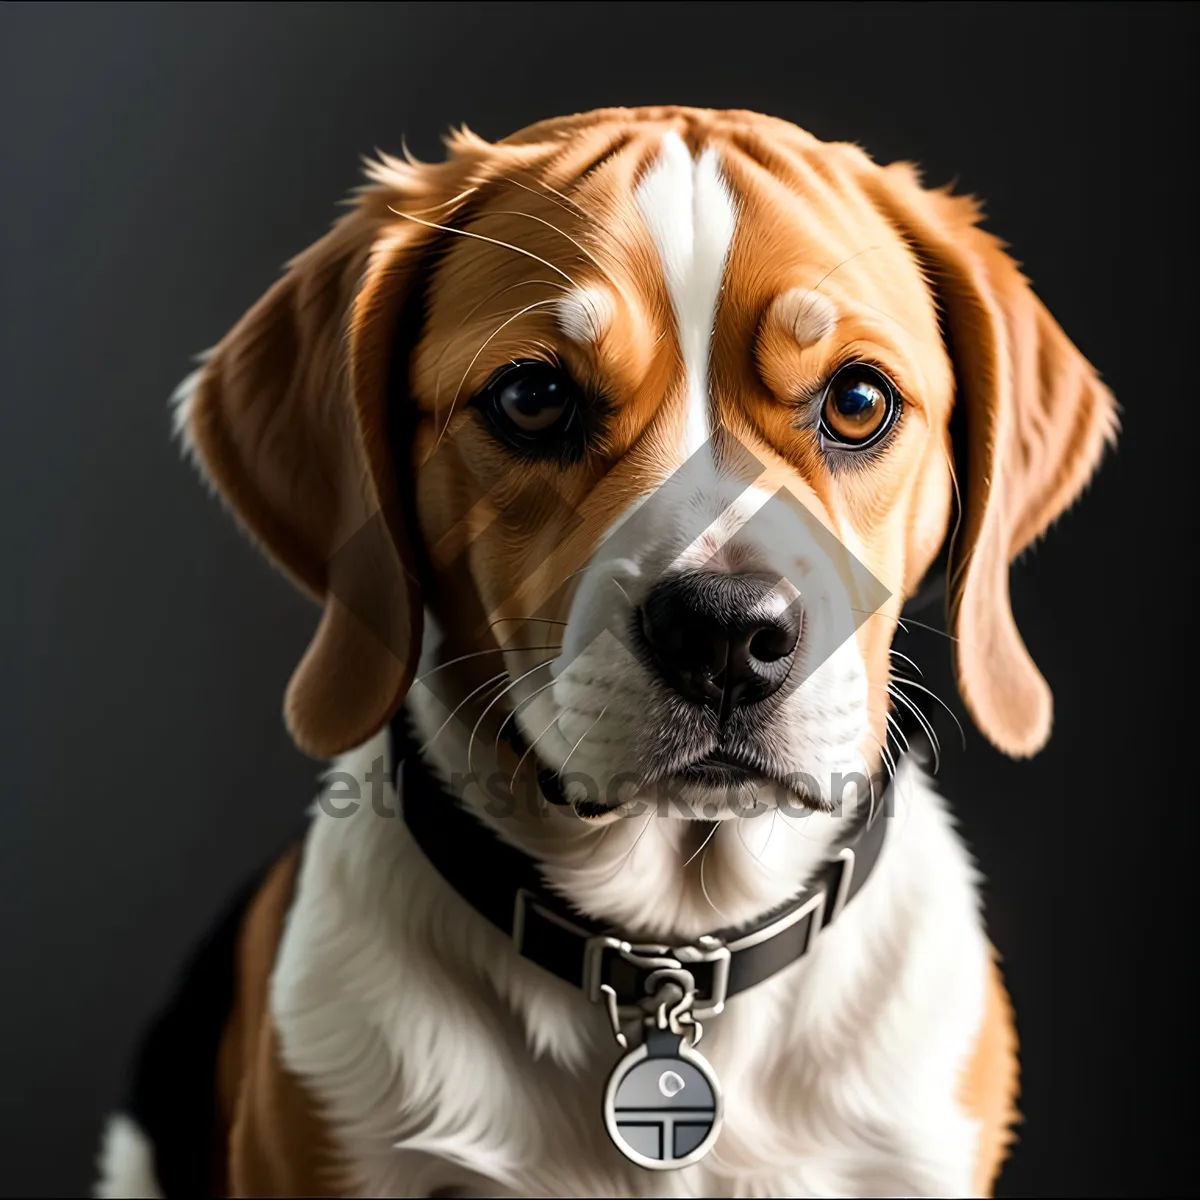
xmin=95 ymin=1114 xmax=163 ymax=1199
xmin=138 ymin=367 xmax=995 ymax=1198
xmin=132 ymin=135 xmax=995 ymax=1200
xmin=494 ymin=133 xmax=874 ymax=887
xmin=635 ymin=132 xmax=737 ymax=458
xmin=272 ymin=733 xmax=990 ymax=1197
xmin=168 ymin=353 xmax=212 ymax=462
xmin=270 ymin=521 xmax=991 ymax=1196
xmin=557 ymin=286 xmax=616 ymax=345
xmin=498 ymin=449 xmax=878 ymax=914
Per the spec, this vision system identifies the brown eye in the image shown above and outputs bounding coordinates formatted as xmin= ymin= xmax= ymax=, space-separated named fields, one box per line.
xmin=820 ymin=364 xmax=900 ymax=448
xmin=490 ymin=361 xmax=575 ymax=431
xmin=476 ymin=360 xmax=588 ymax=462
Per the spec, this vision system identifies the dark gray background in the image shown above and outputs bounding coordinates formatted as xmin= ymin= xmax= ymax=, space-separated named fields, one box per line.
xmin=3 ymin=2 xmax=1196 ymax=1194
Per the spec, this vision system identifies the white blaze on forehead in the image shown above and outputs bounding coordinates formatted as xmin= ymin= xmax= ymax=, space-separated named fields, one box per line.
xmin=635 ymin=131 xmax=738 ymax=458
xmin=556 ymin=286 xmax=615 ymax=345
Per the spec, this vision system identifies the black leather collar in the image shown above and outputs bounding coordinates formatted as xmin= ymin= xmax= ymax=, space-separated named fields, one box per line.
xmin=391 ymin=715 xmax=895 ymax=1021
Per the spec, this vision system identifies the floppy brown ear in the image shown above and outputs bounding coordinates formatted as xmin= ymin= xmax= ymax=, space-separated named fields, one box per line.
xmin=866 ymin=163 xmax=1119 ymax=757
xmin=177 ymin=188 xmax=438 ymax=759
xmin=176 ymin=121 xmax=634 ymax=758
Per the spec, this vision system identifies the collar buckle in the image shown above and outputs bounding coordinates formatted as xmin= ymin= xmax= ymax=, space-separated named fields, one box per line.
xmin=583 ymin=934 xmax=731 ymax=1020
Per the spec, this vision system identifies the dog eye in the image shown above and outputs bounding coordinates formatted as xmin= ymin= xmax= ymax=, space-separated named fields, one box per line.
xmin=482 ymin=361 xmax=579 ymax=439
xmin=820 ymin=363 xmax=900 ymax=448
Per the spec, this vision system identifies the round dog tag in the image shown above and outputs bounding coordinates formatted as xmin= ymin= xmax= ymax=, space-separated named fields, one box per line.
xmin=603 ymin=1027 xmax=723 ymax=1170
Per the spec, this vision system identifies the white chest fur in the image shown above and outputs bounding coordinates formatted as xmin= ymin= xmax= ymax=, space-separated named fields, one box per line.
xmin=271 ymin=731 xmax=990 ymax=1198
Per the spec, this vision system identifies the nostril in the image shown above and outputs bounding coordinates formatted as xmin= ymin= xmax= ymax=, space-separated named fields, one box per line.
xmin=748 ymin=620 xmax=800 ymax=663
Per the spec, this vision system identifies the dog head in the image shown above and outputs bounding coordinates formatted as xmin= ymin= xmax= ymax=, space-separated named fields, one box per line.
xmin=177 ymin=107 xmax=1116 ymax=826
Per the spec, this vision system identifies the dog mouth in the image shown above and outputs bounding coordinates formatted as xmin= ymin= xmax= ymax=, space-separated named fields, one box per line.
xmin=673 ymin=750 xmax=768 ymax=789
xmin=659 ymin=741 xmax=831 ymax=816
xmin=499 ymin=707 xmax=817 ymax=819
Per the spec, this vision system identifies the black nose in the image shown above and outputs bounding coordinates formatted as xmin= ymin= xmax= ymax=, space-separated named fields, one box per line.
xmin=639 ymin=571 xmax=802 ymax=716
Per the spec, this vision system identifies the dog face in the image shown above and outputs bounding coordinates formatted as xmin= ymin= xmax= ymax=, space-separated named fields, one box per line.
xmin=179 ymin=108 xmax=1116 ymax=810
xmin=406 ymin=122 xmax=960 ymax=820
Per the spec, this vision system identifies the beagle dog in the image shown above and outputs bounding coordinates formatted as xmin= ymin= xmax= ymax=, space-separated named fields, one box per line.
xmin=97 ymin=106 xmax=1116 ymax=1198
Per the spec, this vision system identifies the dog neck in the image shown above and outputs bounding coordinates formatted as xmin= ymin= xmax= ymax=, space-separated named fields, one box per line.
xmin=404 ymin=667 xmax=880 ymax=944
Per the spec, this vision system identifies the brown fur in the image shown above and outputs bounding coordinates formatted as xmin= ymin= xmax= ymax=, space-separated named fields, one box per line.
xmin=961 ymin=954 xmax=1022 ymax=1197
xmin=216 ymin=847 xmax=338 ymax=1195
xmin=183 ymin=106 xmax=1116 ymax=1193
xmin=189 ymin=105 xmax=1115 ymax=762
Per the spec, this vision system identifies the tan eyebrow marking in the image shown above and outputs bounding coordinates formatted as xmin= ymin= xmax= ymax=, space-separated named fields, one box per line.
xmin=556 ymin=285 xmax=616 ymax=345
xmin=764 ymin=287 xmax=838 ymax=349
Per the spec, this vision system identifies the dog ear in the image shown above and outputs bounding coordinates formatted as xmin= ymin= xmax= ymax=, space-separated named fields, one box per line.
xmin=177 ymin=123 xmax=638 ymax=759
xmin=177 ymin=182 xmax=443 ymax=759
xmin=866 ymin=163 xmax=1118 ymax=757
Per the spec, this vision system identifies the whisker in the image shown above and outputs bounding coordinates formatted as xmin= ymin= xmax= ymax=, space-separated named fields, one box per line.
xmin=418 ymin=672 xmax=507 ymax=755
xmin=489 ymin=616 xmax=569 ymax=628
xmin=879 ymin=737 xmax=898 ymax=782
xmin=864 ymin=748 xmax=878 ymax=826
xmin=890 ymin=676 xmax=968 ymax=751
xmin=511 ymin=711 xmax=561 ymax=801
xmin=736 ymin=804 xmax=783 ymax=875
xmin=489 ymin=209 xmax=607 ymax=273
xmin=506 ymin=172 xmax=593 ymax=221
xmin=850 ymin=607 xmax=960 ymax=645
xmin=558 ymin=705 xmax=609 ymax=777
xmin=761 ymin=807 xmax=779 ymax=860
xmin=808 ymin=244 xmax=884 ymax=293
xmin=843 ymin=738 xmax=884 ymax=829
xmin=428 ymin=277 xmax=570 ymax=431
xmin=402 ymin=185 xmax=479 ymax=217
xmin=388 ymin=207 xmax=581 ymax=287
xmin=734 ymin=810 xmax=755 ymax=858
xmin=888 ymin=683 xmax=943 ymax=775
xmin=599 ymin=807 xmax=655 ymax=883
xmin=611 ymin=578 xmax=633 ymax=607
xmin=889 ymin=649 xmax=924 ymax=678
xmin=884 ymin=709 xmax=911 ymax=756
xmin=699 ymin=836 xmax=731 ymax=923
xmin=412 ymin=645 xmax=562 ymax=686
xmin=893 ymin=614 xmax=958 ymax=642
xmin=467 ymin=659 xmax=555 ymax=776
xmin=495 ymin=673 xmax=559 ymax=756
xmin=773 ymin=805 xmax=818 ymax=842
xmin=549 ymin=560 xmax=598 ymax=590
xmin=432 ymin=297 xmax=562 ymax=455
xmin=490 ymin=556 xmax=596 ymax=632
xmin=863 ymin=723 xmax=899 ymax=795
xmin=683 ymin=818 xmax=721 ymax=869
